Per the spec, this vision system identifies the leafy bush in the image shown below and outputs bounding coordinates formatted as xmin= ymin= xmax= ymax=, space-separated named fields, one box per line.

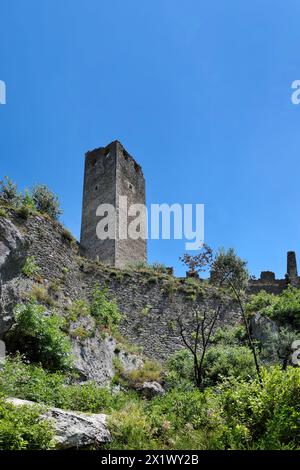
xmin=248 ymin=287 xmax=300 ymax=329
xmin=107 ymin=389 xmax=216 ymax=450
xmin=6 ymin=302 xmax=72 ymax=371
xmin=166 ymin=349 xmax=194 ymax=388
xmin=0 ymin=178 xmax=62 ymax=221
xmin=217 ymin=366 xmax=300 ymax=449
xmin=211 ymin=325 xmax=247 ymax=346
xmin=22 ymin=256 xmax=40 ymax=279
xmin=17 ymin=189 xmax=36 ymax=219
xmin=246 ymin=290 xmax=276 ymax=315
xmin=203 ymin=345 xmax=256 ymax=385
xmin=66 ymin=299 xmax=90 ymax=323
xmin=31 ymin=184 xmax=62 ymax=220
xmin=149 ymin=388 xmax=210 ymax=433
xmin=167 ymin=344 xmax=256 ymax=388
xmin=262 ymin=326 xmax=299 ymax=369
xmin=106 ymin=401 xmax=157 ymax=450
xmin=0 ymin=176 xmax=20 ymax=207
xmin=0 ymin=356 xmax=128 ymax=413
xmin=91 ymin=286 xmax=122 ymax=332
xmin=0 ymin=207 xmax=7 ymax=218
xmin=0 ymin=397 xmax=54 ymax=450
xmin=210 ymin=248 xmax=249 ymax=290
xmin=271 ymin=287 xmax=300 ymax=329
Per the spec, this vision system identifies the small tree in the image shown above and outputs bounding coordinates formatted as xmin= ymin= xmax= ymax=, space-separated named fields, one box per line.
xmin=31 ymin=184 xmax=62 ymax=220
xmin=177 ymin=291 xmax=224 ymax=390
xmin=180 ymin=244 xmax=213 ymax=277
xmin=264 ymin=326 xmax=299 ymax=370
xmin=210 ymin=248 xmax=263 ymax=386
xmin=178 ymin=245 xmax=227 ymax=390
xmin=0 ymin=176 xmax=20 ymax=207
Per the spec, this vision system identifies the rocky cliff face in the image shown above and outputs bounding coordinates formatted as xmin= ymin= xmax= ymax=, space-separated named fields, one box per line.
xmin=0 ymin=210 xmax=240 ymax=382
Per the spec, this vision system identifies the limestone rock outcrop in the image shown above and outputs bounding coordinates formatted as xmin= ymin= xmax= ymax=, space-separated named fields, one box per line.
xmin=6 ymin=397 xmax=111 ymax=449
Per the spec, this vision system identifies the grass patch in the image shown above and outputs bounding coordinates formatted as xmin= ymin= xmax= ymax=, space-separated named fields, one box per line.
xmin=22 ymin=256 xmax=41 ymax=279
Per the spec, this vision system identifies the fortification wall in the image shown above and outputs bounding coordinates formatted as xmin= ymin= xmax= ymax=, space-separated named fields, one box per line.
xmin=1 ymin=212 xmax=239 ymax=361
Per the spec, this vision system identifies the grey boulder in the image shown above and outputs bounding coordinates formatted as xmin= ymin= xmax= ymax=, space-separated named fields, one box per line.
xmin=140 ymin=381 xmax=165 ymax=399
xmin=6 ymin=397 xmax=111 ymax=449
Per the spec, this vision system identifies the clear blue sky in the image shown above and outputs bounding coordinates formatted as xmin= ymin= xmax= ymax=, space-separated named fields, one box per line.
xmin=1 ymin=0 xmax=300 ymax=277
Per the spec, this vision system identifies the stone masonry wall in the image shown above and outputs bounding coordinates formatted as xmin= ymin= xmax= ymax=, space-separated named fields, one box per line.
xmin=0 ymin=211 xmax=240 ymax=361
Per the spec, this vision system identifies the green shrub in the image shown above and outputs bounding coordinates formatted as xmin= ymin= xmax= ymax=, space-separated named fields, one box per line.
xmin=150 ymin=388 xmax=210 ymax=432
xmin=126 ymin=360 xmax=162 ymax=386
xmin=203 ymin=345 xmax=256 ymax=385
xmin=0 ymin=397 xmax=54 ymax=450
xmin=217 ymin=366 xmax=300 ymax=449
xmin=211 ymin=325 xmax=247 ymax=346
xmin=26 ymin=284 xmax=55 ymax=306
xmin=248 ymin=287 xmax=300 ymax=329
xmin=0 ymin=176 xmax=20 ymax=207
xmin=70 ymin=326 xmax=90 ymax=341
xmin=106 ymin=389 xmax=215 ymax=450
xmin=106 ymin=401 xmax=157 ymax=450
xmin=167 ymin=349 xmax=194 ymax=383
xmin=246 ymin=290 xmax=276 ymax=315
xmin=262 ymin=326 xmax=300 ymax=368
xmin=22 ymin=256 xmax=40 ymax=279
xmin=0 ymin=207 xmax=7 ymax=218
xmin=17 ymin=189 xmax=36 ymax=219
xmin=17 ymin=203 xmax=32 ymax=220
xmin=91 ymin=285 xmax=122 ymax=332
xmin=167 ymin=342 xmax=255 ymax=389
xmin=66 ymin=299 xmax=90 ymax=323
xmin=148 ymin=389 xmax=218 ymax=449
xmin=271 ymin=287 xmax=300 ymax=328
xmin=31 ymin=184 xmax=62 ymax=220
xmin=6 ymin=302 xmax=72 ymax=371
xmin=0 ymin=356 xmax=127 ymax=414
xmin=0 ymin=178 xmax=62 ymax=221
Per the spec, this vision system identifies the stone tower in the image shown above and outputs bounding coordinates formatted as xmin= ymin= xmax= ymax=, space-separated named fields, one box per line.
xmin=287 ymin=251 xmax=299 ymax=287
xmin=80 ymin=140 xmax=147 ymax=268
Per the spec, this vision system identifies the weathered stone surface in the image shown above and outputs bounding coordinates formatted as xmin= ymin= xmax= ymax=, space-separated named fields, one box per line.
xmin=6 ymin=397 xmax=111 ymax=449
xmin=80 ymin=141 xmax=147 ymax=268
xmin=140 ymin=381 xmax=165 ymax=399
xmin=0 ymin=211 xmax=240 ymax=362
xmin=250 ymin=312 xmax=278 ymax=343
xmin=72 ymin=334 xmax=143 ymax=385
xmin=0 ymin=217 xmax=26 ymax=280
xmin=0 ymin=217 xmax=28 ymax=336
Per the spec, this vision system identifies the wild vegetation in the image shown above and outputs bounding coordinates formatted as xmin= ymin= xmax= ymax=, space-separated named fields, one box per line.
xmin=0 ymin=274 xmax=299 ymax=450
xmin=0 ymin=176 xmax=62 ymax=220
xmin=0 ymin=181 xmax=299 ymax=450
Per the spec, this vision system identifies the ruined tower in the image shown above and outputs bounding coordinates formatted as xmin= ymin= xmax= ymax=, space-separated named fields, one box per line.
xmin=80 ymin=140 xmax=147 ymax=268
xmin=287 ymin=251 xmax=299 ymax=287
